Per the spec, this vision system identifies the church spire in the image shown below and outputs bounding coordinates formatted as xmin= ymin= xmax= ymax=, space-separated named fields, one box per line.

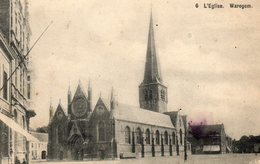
xmin=68 ymin=83 xmax=72 ymax=104
xmin=139 ymin=11 xmax=167 ymax=113
xmin=88 ymin=79 xmax=92 ymax=111
xmin=67 ymin=82 xmax=72 ymax=115
xmin=49 ymin=97 xmax=54 ymax=123
xmin=143 ymin=11 xmax=162 ymax=84
xmin=110 ymin=87 xmax=118 ymax=119
xmin=110 ymin=87 xmax=115 ymax=110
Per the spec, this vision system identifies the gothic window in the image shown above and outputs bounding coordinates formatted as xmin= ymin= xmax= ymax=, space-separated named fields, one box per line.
xmin=149 ymin=90 xmax=153 ymax=100
xmin=136 ymin=128 xmax=142 ymax=144
xmin=125 ymin=126 xmax=131 ymax=144
xmin=57 ymin=125 xmax=63 ymax=144
xmin=172 ymin=132 xmax=176 ymax=145
xmin=180 ymin=129 xmax=183 ymax=145
xmin=164 ymin=131 xmax=168 ymax=145
xmin=145 ymin=129 xmax=150 ymax=144
xmin=144 ymin=90 xmax=148 ymax=100
xmin=98 ymin=121 xmax=105 ymax=141
xmin=3 ymin=71 xmax=8 ymax=100
xmin=155 ymin=130 xmax=160 ymax=145
xmin=161 ymin=89 xmax=166 ymax=101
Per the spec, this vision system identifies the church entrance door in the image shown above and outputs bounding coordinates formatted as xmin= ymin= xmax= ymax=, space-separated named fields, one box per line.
xmin=59 ymin=151 xmax=63 ymax=160
xmin=68 ymin=134 xmax=84 ymax=160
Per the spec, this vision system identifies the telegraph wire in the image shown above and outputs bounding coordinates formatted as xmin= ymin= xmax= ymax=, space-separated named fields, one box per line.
xmin=0 ymin=21 xmax=53 ymax=92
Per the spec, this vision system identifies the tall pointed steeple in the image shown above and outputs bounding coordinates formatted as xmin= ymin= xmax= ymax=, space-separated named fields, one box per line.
xmin=49 ymin=97 xmax=54 ymax=123
xmin=68 ymin=83 xmax=72 ymax=105
xmin=110 ymin=87 xmax=118 ymax=119
xmin=88 ymin=79 xmax=92 ymax=112
xmin=143 ymin=11 xmax=162 ymax=84
xmin=67 ymin=82 xmax=72 ymax=116
xmin=139 ymin=11 xmax=168 ymax=113
xmin=110 ymin=87 xmax=116 ymax=110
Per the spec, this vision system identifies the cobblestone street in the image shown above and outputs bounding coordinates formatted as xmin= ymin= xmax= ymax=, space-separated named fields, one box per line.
xmin=32 ymin=154 xmax=260 ymax=164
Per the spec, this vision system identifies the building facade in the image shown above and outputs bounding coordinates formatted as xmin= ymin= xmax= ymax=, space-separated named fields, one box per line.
xmin=30 ymin=132 xmax=48 ymax=160
xmin=0 ymin=0 xmax=36 ymax=164
xmin=48 ymin=13 xmax=189 ymax=160
xmin=188 ymin=124 xmax=231 ymax=154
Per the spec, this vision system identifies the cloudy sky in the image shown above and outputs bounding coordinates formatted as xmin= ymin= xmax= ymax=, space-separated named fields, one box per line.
xmin=28 ymin=0 xmax=260 ymax=139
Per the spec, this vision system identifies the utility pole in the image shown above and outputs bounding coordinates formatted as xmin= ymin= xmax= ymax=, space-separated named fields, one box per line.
xmin=0 ymin=21 xmax=53 ymax=92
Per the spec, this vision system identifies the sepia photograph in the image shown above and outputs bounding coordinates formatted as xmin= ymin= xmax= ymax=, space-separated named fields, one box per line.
xmin=0 ymin=0 xmax=260 ymax=163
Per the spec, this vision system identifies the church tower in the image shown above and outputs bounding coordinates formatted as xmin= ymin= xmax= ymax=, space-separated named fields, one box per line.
xmin=139 ymin=12 xmax=168 ymax=113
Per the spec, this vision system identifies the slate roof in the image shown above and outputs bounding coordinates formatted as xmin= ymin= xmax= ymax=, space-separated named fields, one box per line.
xmin=181 ymin=115 xmax=187 ymax=126
xmin=113 ymin=104 xmax=174 ymax=129
xmin=164 ymin=111 xmax=178 ymax=127
xmin=143 ymin=12 xmax=162 ymax=84
xmin=31 ymin=132 xmax=48 ymax=142
xmin=189 ymin=124 xmax=224 ymax=139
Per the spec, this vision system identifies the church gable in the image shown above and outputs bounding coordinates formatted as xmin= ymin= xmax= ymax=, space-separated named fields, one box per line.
xmin=48 ymin=104 xmax=68 ymax=152
xmin=70 ymin=84 xmax=89 ymax=119
xmin=164 ymin=111 xmax=184 ymax=128
xmin=50 ymin=104 xmax=67 ymax=124
xmin=89 ymin=98 xmax=113 ymax=143
xmin=72 ymin=84 xmax=88 ymax=101
xmin=91 ymin=97 xmax=110 ymax=119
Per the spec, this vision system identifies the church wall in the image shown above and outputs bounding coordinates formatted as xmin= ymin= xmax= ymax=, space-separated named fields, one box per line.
xmin=173 ymin=114 xmax=186 ymax=154
xmin=115 ymin=119 xmax=175 ymax=158
xmin=48 ymin=117 xmax=69 ymax=160
xmin=87 ymin=105 xmax=115 ymax=159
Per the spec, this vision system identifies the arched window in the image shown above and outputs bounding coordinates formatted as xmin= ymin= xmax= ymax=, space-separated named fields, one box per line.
xmin=98 ymin=121 xmax=105 ymax=141
xmin=161 ymin=89 xmax=166 ymax=101
xmin=136 ymin=128 xmax=142 ymax=144
xmin=180 ymin=129 xmax=183 ymax=145
xmin=145 ymin=129 xmax=150 ymax=144
xmin=164 ymin=131 xmax=168 ymax=145
xmin=155 ymin=130 xmax=160 ymax=145
xmin=149 ymin=90 xmax=153 ymax=99
xmin=57 ymin=125 xmax=63 ymax=144
xmin=144 ymin=90 xmax=148 ymax=100
xmin=125 ymin=126 xmax=131 ymax=144
xmin=172 ymin=132 xmax=176 ymax=145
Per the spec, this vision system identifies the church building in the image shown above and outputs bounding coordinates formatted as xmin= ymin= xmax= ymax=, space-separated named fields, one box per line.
xmin=48 ymin=13 xmax=188 ymax=160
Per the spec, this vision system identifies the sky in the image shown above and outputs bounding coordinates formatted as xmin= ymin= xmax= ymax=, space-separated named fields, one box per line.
xmin=28 ymin=0 xmax=260 ymax=139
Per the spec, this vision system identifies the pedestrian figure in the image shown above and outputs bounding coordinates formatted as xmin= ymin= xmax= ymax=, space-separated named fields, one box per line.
xmin=22 ymin=159 xmax=26 ymax=164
